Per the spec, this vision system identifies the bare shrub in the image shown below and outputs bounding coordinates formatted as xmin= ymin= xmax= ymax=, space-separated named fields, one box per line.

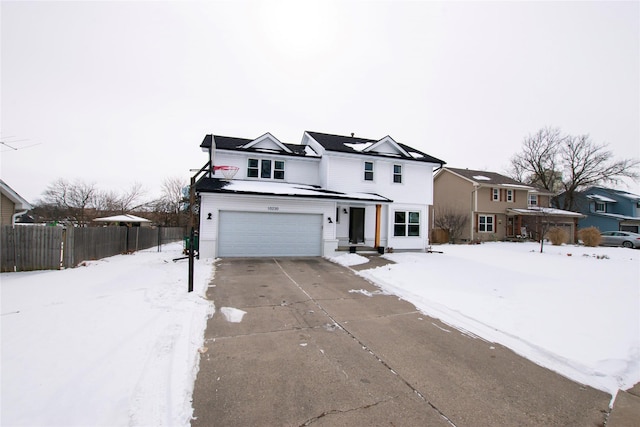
xmin=546 ymin=227 xmax=568 ymax=245
xmin=579 ymin=227 xmax=601 ymax=247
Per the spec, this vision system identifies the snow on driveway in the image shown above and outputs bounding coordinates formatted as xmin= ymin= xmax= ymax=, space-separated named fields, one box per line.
xmin=337 ymin=242 xmax=640 ymax=397
xmin=1 ymin=242 xmax=214 ymax=426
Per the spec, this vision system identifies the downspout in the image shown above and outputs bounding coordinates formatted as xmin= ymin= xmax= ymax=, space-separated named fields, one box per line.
xmin=11 ymin=210 xmax=27 ymax=272
xmin=471 ymin=185 xmax=478 ymax=241
xmin=12 ymin=210 xmax=27 ymax=227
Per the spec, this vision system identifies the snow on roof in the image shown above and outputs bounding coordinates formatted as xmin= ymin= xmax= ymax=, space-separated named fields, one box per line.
xmin=197 ymin=179 xmax=392 ymax=203
xmin=507 ymin=207 xmax=584 ymax=217
xmin=472 ymin=175 xmax=491 ymax=181
xmin=344 ymin=142 xmax=373 ymax=152
xmin=586 ymin=194 xmax=617 ymax=203
xmin=501 ymin=183 xmax=536 ymax=189
xmin=409 ymin=152 xmax=424 ymax=159
xmin=94 ymin=214 xmax=151 ymax=223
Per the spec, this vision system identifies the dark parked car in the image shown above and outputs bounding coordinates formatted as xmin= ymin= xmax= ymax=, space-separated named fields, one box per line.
xmin=599 ymin=231 xmax=640 ymax=249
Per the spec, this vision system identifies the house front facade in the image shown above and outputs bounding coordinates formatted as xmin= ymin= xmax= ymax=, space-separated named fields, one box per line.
xmin=195 ymin=131 xmax=445 ymax=258
xmin=561 ymin=187 xmax=640 ymax=233
xmin=433 ymin=167 xmax=583 ymax=242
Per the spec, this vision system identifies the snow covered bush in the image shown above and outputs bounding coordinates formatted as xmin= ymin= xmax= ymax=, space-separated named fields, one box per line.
xmin=578 ymin=227 xmax=601 ymax=247
xmin=546 ymin=227 xmax=568 ymax=245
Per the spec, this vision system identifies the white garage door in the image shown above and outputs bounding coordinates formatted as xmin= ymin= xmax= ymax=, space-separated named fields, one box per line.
xmin=218 ymin=211 xmax=323 ymax=257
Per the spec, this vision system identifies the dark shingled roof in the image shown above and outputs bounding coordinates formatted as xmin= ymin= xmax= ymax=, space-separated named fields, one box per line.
xmin=444 ymin=167 xmax=533 ymax=187
xmin=305 ymin=131 xmax=445 ymax=164
xmin=200 ymin=134 xmax=309 ymax=157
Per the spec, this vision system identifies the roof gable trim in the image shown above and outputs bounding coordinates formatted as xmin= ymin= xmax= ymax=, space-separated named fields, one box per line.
xmin=241 ymin=132 xmax=292 ymax=154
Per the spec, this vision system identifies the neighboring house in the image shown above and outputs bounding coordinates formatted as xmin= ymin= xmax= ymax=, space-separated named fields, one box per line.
xmin=559 ymin=187 xmax=640 ymax=233
xmin=0 ymin=180 xmax=32 ymax=226
xmin=194 ymin=131 xmax=445 ymax=258
xmin=432 ymin=167 xmax=584 ymax=242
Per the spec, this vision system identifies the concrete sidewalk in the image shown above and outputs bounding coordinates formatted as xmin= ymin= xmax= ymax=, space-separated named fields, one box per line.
xmin=192 ymin=257 xmax=611 ymax=426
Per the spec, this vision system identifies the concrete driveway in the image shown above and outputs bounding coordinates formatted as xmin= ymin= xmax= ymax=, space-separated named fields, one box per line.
xmin=191 ymin=257 xmax=610 ymax=426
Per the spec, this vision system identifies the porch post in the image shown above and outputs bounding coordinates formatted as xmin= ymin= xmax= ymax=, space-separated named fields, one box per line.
xmin=375 ymin=204 xmax=381 ymax=248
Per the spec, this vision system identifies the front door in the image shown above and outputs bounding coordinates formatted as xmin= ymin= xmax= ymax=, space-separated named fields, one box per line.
xmin=507 ymin=217 xmax=514 ymax=236
xmin=349 ymin=208 xmax=365 ymax=244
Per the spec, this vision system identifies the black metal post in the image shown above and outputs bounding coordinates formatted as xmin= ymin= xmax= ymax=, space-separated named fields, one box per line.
xmin=188 ymin=226 xmax=194 ymax=292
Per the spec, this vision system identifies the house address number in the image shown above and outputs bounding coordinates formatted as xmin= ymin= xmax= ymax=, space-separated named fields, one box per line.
xmin=267 ymin=206 xmax=279 ymax=211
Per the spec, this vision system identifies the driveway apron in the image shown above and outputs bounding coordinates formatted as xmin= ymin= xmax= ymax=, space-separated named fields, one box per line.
xmin=191 ymin=258 xmax=610 ymax=426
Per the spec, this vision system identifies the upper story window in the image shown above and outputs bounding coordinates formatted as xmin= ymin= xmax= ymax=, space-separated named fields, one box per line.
xmin=506 ymin=189 xmax=513 ymax=202
xmin=248 ymin=158 xmax=285 ymax=180
xmin=364 ymin=161 xmax=374 ymax=181
xmin=595 ymin=202 xmax=605 ymax=213
xmin=394 ymin=211 xmax=420 ymax=237
xmin=393 ymin=164 xmax=402 ymax=183
xmin=528 ymin=194 xmax=538 ymax=206
xmin=492 ymin=188 xmax=499 ymax=201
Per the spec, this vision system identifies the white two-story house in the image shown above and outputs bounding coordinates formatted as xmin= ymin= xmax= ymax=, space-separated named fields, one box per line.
xmin=195 ymin=131 xmax=445 ymax=258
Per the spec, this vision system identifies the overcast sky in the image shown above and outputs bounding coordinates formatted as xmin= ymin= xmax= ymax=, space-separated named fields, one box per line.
xmin=2 ymin=1 xmax=639 ymax=203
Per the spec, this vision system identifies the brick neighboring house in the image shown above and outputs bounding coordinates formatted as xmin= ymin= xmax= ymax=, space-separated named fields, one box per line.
xmin=0 ymin=180 xmax=32 ymax=226
xmin=432 ymin=167 xmax=584 ymax=243
xmin=558 ymin=186 xmax=640 ymax=233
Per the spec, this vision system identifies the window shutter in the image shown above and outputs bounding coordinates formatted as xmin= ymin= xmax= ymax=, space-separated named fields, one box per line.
xmin=475 ymin=214 xmax=479 ymax=232
xmin=490 ymin=189 xmax=493 ymax=201
xmin=500 ymin=189 xmax=503 ymax=202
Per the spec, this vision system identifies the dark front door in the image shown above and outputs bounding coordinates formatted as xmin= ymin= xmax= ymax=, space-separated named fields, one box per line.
xmin=349 ymin=208 xmax=365 ymax=244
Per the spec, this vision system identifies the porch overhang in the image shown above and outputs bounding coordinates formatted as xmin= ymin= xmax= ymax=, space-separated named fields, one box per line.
xmin=506 ymin=207 xmax=585 ymax=219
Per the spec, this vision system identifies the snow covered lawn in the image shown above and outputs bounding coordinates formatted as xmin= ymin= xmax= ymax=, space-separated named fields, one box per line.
xmin=2 ymin=241 xmax=637 ymax=426
xmin=1 ymin=242 xmax=214 ymax=426
xmin=333 ymin=242 xmax=640 ymax=397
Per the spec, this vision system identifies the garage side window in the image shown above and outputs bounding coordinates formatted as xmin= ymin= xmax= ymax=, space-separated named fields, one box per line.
xmin=394 ymin=211 xmax=420 ymax=236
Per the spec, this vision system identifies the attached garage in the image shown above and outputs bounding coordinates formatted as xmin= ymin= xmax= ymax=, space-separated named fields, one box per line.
xmin=218 ymin=211 xmax=323 ymax=257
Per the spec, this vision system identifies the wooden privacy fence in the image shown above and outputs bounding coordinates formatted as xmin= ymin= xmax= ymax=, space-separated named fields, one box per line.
xmin=1 ymin=226 xmax=185 ymax=272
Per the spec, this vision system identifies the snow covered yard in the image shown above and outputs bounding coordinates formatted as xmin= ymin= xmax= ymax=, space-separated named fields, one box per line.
xmin=333 ymin=242 xmax=640 ymax=397
xmin=1 ymin=242 xmax=214 ymax=426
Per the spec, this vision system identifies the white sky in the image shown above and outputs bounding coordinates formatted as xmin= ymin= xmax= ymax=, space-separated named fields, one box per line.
xmin=2 ymin=0 xmax=639 ymax=203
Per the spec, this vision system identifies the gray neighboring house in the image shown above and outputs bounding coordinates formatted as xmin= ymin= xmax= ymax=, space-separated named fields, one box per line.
xmin=0 ymin=180 xmax=32 ymax=226
xmin=559 ymin=186 xmax=640 ymax=233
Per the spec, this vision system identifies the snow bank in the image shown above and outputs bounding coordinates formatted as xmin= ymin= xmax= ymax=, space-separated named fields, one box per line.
xmin=1 ymin=242 xmax=215 ymax=426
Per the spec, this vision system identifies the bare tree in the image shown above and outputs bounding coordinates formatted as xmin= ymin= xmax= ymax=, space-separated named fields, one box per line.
xmin=433 ymin=206 xmax=469 ymax=243
xmin=510 ymin=127 xmax=564 ymax=192
xmin=40 ymin=178 xmax=98 ymax=225
xmin=510 ymin=128 xmax=639 ymax=211
xmin=558 ymin=134 xmax=639 ymax=210
xmin=152 ymin=177 xmax=188 ymax=226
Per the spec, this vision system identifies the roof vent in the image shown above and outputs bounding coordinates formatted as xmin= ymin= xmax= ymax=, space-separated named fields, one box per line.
xmin=351 ymin=133 xmax=354 ymax=137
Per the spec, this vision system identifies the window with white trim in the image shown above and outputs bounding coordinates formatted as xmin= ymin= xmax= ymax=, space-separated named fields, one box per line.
xmin=492 ymin=188 xmax=499 ymax=201
xmin=506 ymin=189 xmax=513 ymax=202
xmin=478 ymin=215 xmax=494 ymax=233
xmin=528 ymin=194 xmax=538 ymax=206
xmin=394 ymin=211 xmax=420 ymax=237
xmin=595 ymin=202 xmax=605 ymax=213
xmin=364 ymin=161 xmax=374 ymax=181
xmin=393 ymin=164 xmax=402 ymax=183
xmin=247 ymin=158 xmax=285 ymax=180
